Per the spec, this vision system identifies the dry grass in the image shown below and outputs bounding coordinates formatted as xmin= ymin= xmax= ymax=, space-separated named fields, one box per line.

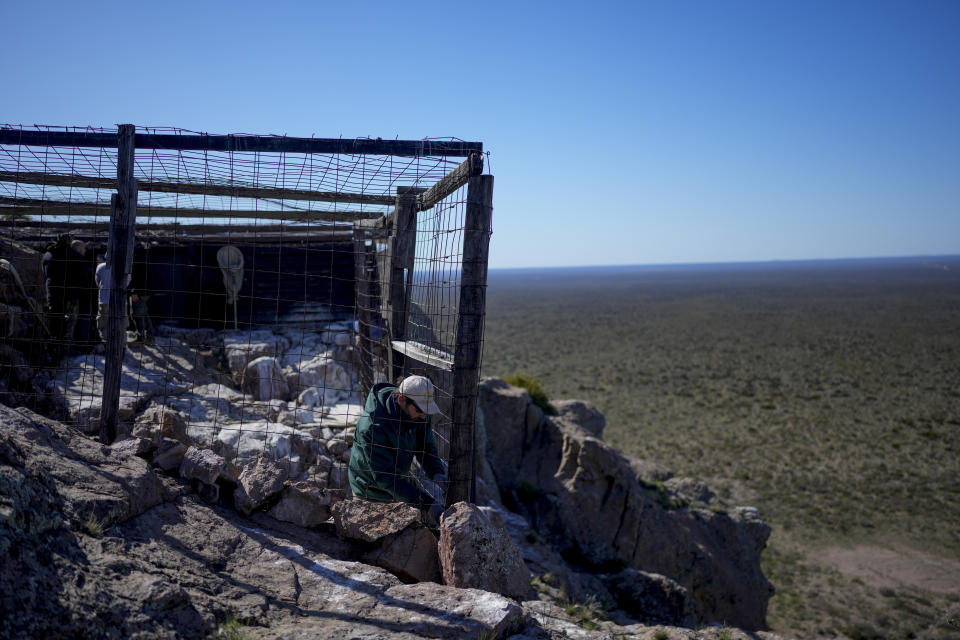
xmin=480 ymin=259 xmax=960 ymax=639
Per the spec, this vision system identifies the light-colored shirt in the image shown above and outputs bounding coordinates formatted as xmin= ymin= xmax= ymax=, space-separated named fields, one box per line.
xmin=94 ymin=263 xmax=130 ymax=305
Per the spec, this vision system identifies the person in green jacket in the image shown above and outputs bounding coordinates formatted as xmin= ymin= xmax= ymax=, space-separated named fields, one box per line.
xmin=348 ymin=375 xmax=447 ymax=523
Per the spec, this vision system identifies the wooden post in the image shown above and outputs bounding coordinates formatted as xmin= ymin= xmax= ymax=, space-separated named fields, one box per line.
xmin=353 ymin=233 xmax=377 ymax=396
xmin=99 ymin=124 xmax=137 ymax=444
xmin=389 ymin=188 xmax=419 ymax=381
xmin=447 ymin=175 xmax=493 ymax=506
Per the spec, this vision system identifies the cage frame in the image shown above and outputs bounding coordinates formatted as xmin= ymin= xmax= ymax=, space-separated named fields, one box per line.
xmin=0 ymin=123 xmax=493 ymax=506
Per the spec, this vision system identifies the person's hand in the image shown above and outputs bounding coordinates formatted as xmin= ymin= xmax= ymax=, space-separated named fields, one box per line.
xmin=427 ymin=502 xmax=445 ymax=526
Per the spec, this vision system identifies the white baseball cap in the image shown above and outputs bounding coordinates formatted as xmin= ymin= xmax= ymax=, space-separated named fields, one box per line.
xmin=398 ymin=375 xmax=441 ymax=415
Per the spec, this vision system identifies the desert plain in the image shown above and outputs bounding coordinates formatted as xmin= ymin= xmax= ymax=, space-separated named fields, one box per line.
xmin=481 ymin=256 xmax=960 ymax=639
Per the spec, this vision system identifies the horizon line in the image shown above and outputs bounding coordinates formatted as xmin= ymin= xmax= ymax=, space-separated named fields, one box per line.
xmin=489 ymin=253 xmax=960 ymax=271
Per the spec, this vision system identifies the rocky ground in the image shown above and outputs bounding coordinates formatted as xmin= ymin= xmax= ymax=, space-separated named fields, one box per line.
xmin=0 ymin=335 xmax=786 ymax=639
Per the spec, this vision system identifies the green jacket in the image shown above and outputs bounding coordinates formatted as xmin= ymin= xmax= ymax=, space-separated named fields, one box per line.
xmin=348 ymin=383 xmax=445 ymax=505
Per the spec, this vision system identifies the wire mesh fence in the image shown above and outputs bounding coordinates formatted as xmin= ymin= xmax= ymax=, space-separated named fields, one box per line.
xmin=0 ymin=123 xmax=491 ymax=511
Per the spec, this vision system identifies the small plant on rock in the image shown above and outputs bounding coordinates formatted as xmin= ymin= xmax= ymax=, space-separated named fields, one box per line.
xmin=217 ymin=617 xmax=246 ymax=640
xmin=504 ymin=374 xmax=557 ymax=415
xmin=82 ymin=514 xmax=106 ymax=538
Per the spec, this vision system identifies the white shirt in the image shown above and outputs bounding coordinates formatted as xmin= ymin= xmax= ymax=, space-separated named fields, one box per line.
xmin=94 ymin=263 xmax=130 ymax=305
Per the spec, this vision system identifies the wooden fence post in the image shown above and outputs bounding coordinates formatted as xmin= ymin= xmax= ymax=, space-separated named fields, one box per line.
xmin=99 ymin=124 xmax=137 ymax=444
xmin=353 ymin=233 xmax=378 ymax=396
xmin=447 ymin=174 xmax=493 ymax=506
xmin=388 ymin=187 xmax=419 ymax=381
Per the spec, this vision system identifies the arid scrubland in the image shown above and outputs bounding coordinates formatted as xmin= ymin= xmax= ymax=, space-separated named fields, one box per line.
xmin=481 ymin=258 xmax=960 ymax=639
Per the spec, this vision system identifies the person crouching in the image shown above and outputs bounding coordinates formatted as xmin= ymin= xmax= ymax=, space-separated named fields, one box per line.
xmin=348 ymin=375 xmax=447 ymax=525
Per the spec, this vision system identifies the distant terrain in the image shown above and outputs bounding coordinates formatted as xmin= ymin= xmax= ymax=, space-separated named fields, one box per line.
xmin=481 ymin=257 xmax=960 ymax=639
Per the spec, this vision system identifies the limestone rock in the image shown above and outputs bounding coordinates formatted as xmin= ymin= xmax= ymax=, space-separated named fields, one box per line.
xmin=50 ymin=338 xmax=217 ymax=433
xmin=178 ymin=446 xmax=224 ymax=485
xmin=214 ymin=419 xmax=312 ymax=480
xmin=267 ymin=481 xmax=334 ymax=527
xmin=438 ymin=502 xmax=533 ymax=601
xmin=287 ymin=354 xmax=350 ymax=400
xmin=332 ymin=499 xmax=421 ymax=542
xmin=234 ymin=456 xmax=287 ymax=515
xmin=241 ymin=356 xmax=290 ymax=401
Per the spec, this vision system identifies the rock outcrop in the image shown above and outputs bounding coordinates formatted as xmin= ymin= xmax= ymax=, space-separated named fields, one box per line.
xmin=0 ymin=404 xmax=522 ymax=639
xmin=438 ymin=502 xmax=533 ymax=601
xmin=477 ymin=377 xmax=774 ymax=630
xmin=332 ymin=500 xmax=442 ymax=583
xmin=0 ymin=376 xmax=787 ymax=639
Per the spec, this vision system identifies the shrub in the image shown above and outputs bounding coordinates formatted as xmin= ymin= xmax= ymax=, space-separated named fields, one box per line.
xmin=82 ymin=514 xmax=106 ymax=538
xmin=505 ymin=374 xmax=556 ymax=415
xmin=217 ymin=617 xmax=246 ymax=640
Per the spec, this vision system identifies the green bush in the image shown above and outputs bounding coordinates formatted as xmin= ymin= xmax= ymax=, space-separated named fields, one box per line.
xmin=504 ymin=374 xmax=557 ymax=415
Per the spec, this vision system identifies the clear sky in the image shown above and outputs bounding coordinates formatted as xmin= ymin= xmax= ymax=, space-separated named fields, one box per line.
xmin=3 ymin=0 xmax=958 ymax=268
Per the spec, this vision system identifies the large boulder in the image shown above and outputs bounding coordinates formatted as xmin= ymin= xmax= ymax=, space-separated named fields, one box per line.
xmin=438 ymin=502 xmax=532 ymax=601
xmin=0 ymin=405 xmax=164 ymax=535
xmin=2 ymin=480 xmax=523 ymax=640
xmin=478 ymin=377 xmax=774 ymax=630
xmin=332 ymin=500 xmax=441 ymax=584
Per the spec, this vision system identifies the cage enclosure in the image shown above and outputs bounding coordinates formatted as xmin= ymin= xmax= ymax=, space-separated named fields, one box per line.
xmin=0 ymin=124 xmax=493 ymax=506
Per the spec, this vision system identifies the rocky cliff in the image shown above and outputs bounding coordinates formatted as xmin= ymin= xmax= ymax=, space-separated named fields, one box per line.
xmin=477 ymin=378 xmax=774 ymax=630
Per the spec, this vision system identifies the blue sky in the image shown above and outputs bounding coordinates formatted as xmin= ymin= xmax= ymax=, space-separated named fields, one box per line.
xmin=3 ymin=0 xmax=958 ymax=268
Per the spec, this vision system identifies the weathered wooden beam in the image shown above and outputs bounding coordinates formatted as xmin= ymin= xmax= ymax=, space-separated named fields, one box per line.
xmin=0 ymin=220 xmax=356 ymax=239
xmin=0 ymin=171 xmax=396 ymax=206
xmin=0 ymin=197 xmax=383 ymax=222
xmin=100 ymin=125 xmax=137 ymax=445
xmin=417 ymin=153 xmax=484 ymax=211
xmin=447 ymin=174 xmax=494 ymax=506
xmin=0 ymin=128 xmax=482 ymax=157
xmin=389 ymin=189 xmax=419 ymax=380
xmin=391 ymin=340 xmax=454 ymax=371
